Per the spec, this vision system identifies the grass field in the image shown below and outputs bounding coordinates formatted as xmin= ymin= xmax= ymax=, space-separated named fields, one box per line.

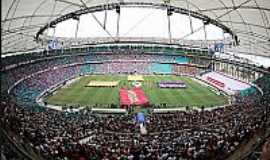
xmin=45 ymin=75 xmax=228 ymax=108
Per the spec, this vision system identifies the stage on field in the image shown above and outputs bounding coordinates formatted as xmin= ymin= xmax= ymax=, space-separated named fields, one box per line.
xmin=128 ymin=75 xmax=144 ymax=81
xmin=86 ymin=81 xmax=119 ymax=87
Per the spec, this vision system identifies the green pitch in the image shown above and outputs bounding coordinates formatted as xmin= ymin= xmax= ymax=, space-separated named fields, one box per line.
xmin=45 ymin=75 xmax=228 ymax=108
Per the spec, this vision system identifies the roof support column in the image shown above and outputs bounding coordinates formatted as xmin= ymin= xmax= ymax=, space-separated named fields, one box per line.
xmin=203 ymin=23 xmax=207 ymax=44
xmin=167 ymin=10 xmax=172 ymax=43
xmin=116 ymin=5 xmax=121 ymax=41
xmin=52 ymin=27 xmax=56 ymax=38
xmin=165 ymin=0 xmax=173 ymax=43
xmin=185 ymin=0 xmax=193 ymax=33
xmin=222 ymin=30 xmax=225 ymax=53
xmin=75 ymin=17 xmax=80 ymax=40
xmin=103 ymin=9 xmax=107 ymax=30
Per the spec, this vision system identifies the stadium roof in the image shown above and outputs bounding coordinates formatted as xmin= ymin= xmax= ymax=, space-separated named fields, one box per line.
xmin=2 ymin=0 xmax=270 ymax=57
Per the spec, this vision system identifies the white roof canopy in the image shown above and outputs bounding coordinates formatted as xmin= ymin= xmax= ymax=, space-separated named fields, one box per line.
xmin=2 ymin=0 xmax=270 ymax=57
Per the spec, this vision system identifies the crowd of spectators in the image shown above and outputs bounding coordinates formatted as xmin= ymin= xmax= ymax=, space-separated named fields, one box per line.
xmin=255 ymin=75 xmax=270 ymax=105
xmin=101 ymin=62 xmax=152 ymax=74
xmin=1 ymin=46 xmax=188 ymax=68
xmin=2 ymin=53 xmax=188 ymax=91
xmin=2 ymin=56 xmax=84 ymax=90
xmin=1 ymin=96 xmax=269 ymax=160
xmin=2 ymin=51 xmax=270 ymax=160
xmin=173 ymin=65 xmax=199 ymax=75
xmin=11 ymin=65 xmax=83 ymax=106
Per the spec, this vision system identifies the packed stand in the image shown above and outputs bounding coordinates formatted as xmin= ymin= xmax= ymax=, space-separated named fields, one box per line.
xmin=1 ymin=97 xmax=269 ymax=160
xmin=2 ymin=54 xmax=188 ymax=91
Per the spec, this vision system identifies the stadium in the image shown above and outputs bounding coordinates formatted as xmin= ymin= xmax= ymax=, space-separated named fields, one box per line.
xmin=1 ymin=0 xmax=270 ymax=159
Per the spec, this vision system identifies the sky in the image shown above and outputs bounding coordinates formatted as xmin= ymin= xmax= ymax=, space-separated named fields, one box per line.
xmin=48 ymin=7 xmax=224 ymax=40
